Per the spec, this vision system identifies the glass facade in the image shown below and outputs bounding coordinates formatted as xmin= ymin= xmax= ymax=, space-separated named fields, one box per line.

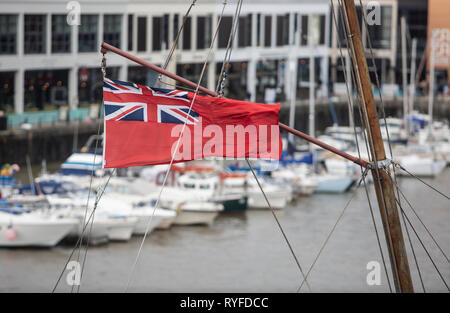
xmin=0 ymin=15 xmax=17 ymax=55
xmin=238 ymin=14 xmax=252 ymax=47
xmin=300 ymin=15 xmax=308 ymax=46
xmin=276 ymin=14 xmax=289 ymax=47
xmin=24 ymin=70 xmax=68 ymax=110
xmin=264 ymin=16 xmax=272 ymax=47
xmin=176 ymin=63 xmax=208 ymax=88
xmin=103 ymin=14 xmax=122 ymax=48
xmin=128 ymin=65 xmax=160 ymax=87
xmin=216 ymin=62 xmax=248 ymax=100
xmin=127 ymin=14 xmax=133 ymax=51
xmin=79 ymin=15 xmax=98 ymax=52
xmin=218 ymin=16 xmax=232 ymax=49
xmin=182 ymin=16 xmax=191 ymax=50
xmin=366 ymin=6 xmax=392 ymax=49
xmin=24 ymin=15 xmax=46 ymax=54
xmin=197 ymin=15 xmax=212 ymax=50
xmin=78 ymin=67 xmax=119 ymax=105
xmin=137 ymin=17 xmax=147 ymax=52
xmin=256 ymin=59 xmax=278 ymax=102
xmin=0 ymin=72 xmax=14 ymax=112
xmin=51 ymin=15 xmax=71 ymax=53
xmin=153 ymin=15 xmax=169 ymax=51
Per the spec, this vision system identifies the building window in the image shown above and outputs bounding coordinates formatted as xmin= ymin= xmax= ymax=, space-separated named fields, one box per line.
xmin=336 ymin=5 xmax=361 ymax=49
xmin=256 ymin=14 xmax=261 ymax=47
xmin=153 ymin=15 xmax=169 ymax=51
xmin=128 ymin=14 xmax=133 ymax=51
xmin=104 ymin=14 xmax=122 ymax=48
xmin=218 ymin=16 xmax=232 ymax=49
xmin=52 ymin=15 xmax=71 ymax=53
xmin=276 ymin=14 xmax=289 ymax=47
xmin=0 ymin=72 xmax=15 ymax=111
xmin=309 ymin=15 xmax=323 ymax=46
xmin=319 ymin=15 xmax=326 ymax=45
xmin=173 ymin=14 xmax=179 ymax=42
xmin=293 ymin=13 xmax=298 ymax=45
xmin=238 ymin=14 xmax=252 ymax=48
xmin=78 ymin=67 xmax=107 ymax=105
xmin=297 ymin=57 xmax=321 ymax=99
xmin=197 ymin=15 xmax=212 ymax=50
xmin=24 ymin=70 xmax=69 ymax=110
xmin=78 ymin=15 xmax=98 ymax=52
xmin=215 ymin=62 xmax=248 ymax=100
xmin=300 ymin=15 xmax=308 ymax=46
xmin=182 ymin=16 xmax=191 ymax=50
xmin=177 ymin=63 xmax=207 ymax=88
xmin=264 ymin=16 xmax=272 ymax=47
xmin=24 ymin=15 xmax=46 ymax=54
xmin=137 ymin=17 xmax=147 ymax=52
xmin=0 ymin=15 xmax=17 ymax=55
xmin=256 ymin=60 xmax=278 ymax=102
xmin=128 ymin=65 xmax=160 ymax=86
xmin=366 ymin=5 xmax=392 ymax=49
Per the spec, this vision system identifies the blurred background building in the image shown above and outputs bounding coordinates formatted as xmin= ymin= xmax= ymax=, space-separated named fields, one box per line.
xmin=0 ymin=0 xmax=439 ymax=128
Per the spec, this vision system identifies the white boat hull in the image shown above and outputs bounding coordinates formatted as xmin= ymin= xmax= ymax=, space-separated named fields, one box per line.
xmin=397 ymin=155 xmax=447 ymax=177
xmin=0 ymin=214 xmax=77 ymax=247
xmin=247 ymin=191 xmax=288 ymax=210
xmin=173 ymin=211 xmax=218 ymax=226
xmin=133 ymin=215 xmax=164 ymax=235
xmin=156 ymin=216 xmax=177 ymax=230
xmin=87 ymin=217 xmax=138 ymax=241
xmin=314 ymin=176 xmax=355 ymax=193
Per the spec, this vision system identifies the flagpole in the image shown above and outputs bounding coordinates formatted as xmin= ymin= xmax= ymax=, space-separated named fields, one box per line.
xmin=100 ymin=42 xmax=370 ymax=169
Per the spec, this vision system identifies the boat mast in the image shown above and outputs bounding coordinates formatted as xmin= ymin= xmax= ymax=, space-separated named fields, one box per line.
xmin=409 ymin=38 xmax=418 ymax=136
xmin=309 ymin=41 xmax=316 ymax=166
xmin=342 ymin=0 xmax=414 ymax=292
xmin=401 ymin=16 xmax=409 ymax=133
xmin=428 ymin=37 xmax=436 ymax=140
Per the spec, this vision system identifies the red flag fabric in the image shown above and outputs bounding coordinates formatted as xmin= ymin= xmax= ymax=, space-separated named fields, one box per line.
xmin=103 ymin=78 xmax=281 ymax=168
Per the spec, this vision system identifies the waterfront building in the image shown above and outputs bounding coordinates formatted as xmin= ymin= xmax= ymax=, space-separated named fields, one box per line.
xmin=0 ymin=0 xmax=330 ymax=115
xmin=0 ymin=0 xmax=431 ymax=124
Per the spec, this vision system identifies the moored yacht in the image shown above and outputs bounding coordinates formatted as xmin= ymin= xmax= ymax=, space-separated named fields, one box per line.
xmin=0 ymin=206 xmax=78 ymax=247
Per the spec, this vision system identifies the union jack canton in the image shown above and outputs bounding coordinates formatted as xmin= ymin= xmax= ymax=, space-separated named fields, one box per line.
xmin=103 ymin=78 xmax=199 ymax=125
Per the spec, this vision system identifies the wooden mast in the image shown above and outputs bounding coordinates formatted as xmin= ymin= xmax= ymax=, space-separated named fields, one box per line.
xmin=341 ymin=0 xmax=414 ymax=292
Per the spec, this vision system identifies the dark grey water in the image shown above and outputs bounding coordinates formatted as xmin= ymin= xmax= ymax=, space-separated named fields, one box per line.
xmin=1 ymin=169 xmax=449 ymax=293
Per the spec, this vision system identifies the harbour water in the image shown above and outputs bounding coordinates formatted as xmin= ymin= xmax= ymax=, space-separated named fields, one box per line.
xmin=1 ymin=167 xmax=449 ymax=292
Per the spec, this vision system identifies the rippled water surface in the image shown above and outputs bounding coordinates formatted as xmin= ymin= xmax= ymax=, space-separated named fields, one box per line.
xmin=1 ymin=169 xmax=449 ymax=292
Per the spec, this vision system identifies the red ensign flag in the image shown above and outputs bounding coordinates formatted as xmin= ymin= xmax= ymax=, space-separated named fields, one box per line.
xmin=103 ymin=78 xmax=281 ymax=168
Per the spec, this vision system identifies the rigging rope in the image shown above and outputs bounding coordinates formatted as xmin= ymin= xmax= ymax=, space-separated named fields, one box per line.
xmin=124 ymin=1 xmax=229 ymax=292
xmin=51 ymin=169 xmax=116 ymax=292
xmin=245 ymin=159 xmax=312 ymax=292
xmin=397 ymin=164 xmax=450 ymax=201
xmin=73 ymin=53 xmax=108 ymax=293
xmin=216 ymin=0 xmax=244 ymax=96
xmin=399 ymin=202 xmax=426 ymax=292
xmin=297 ymin=168 xmax=370 ymax=292
xmin=394 ymin=198 xmax=450 ymax=291
xmin=391 ymin=176 xmax=449 ymax=264
xmin=156 ymin=0 xmax=198 ymax=88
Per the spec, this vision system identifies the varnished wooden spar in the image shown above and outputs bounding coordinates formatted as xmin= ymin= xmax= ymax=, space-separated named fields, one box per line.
xmin=342 ymin=0 xmax=413 ymax=292
xmin=100 ymin=42 xmax=370 ymax=169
